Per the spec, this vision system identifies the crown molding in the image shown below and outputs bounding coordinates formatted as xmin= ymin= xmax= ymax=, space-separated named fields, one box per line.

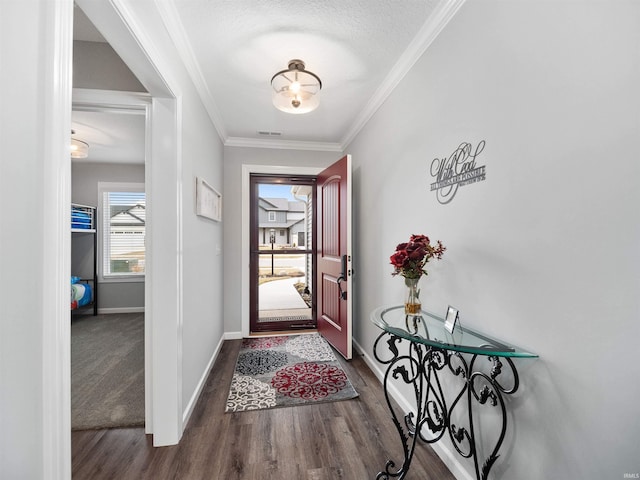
xmin=155 ymin=0 xmax=228 ymax=142
xmin=340 ymin=0 xmax=467 ymax=149
xmin=225 ymin=136 xmax=343 ymax=152
xmin=157 ymin=0 xmax=465 ymax=152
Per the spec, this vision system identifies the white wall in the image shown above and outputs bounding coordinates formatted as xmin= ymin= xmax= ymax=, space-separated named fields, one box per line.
xmin=1 ymin=1 xmax=73 ymax=478
xmin=179 ymin=90 xmax=225 ymax=415
xmin=347 ymin=1 xmax=640 ymax=479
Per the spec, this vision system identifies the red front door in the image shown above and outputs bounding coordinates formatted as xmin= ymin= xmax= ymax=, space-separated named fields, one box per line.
xmin=316 ymin=155 xmax=352 ymax=359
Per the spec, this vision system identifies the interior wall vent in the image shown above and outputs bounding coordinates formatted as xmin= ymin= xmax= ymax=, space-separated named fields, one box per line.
xmin=257 ymin=131 xmax=282 ymax=136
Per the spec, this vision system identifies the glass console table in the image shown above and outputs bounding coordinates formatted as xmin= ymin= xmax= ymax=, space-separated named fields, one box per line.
xmin=371 ymin=305 xmax=537 ymax=480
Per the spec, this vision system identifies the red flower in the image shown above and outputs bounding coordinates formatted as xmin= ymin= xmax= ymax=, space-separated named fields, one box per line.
xmin=390 ymin=233 xmax=446 ymax=279
xmin=390 ymin=251 xmax=408 ymax=268
xmin=410 ymin=234 xmax=430 ymax=245
xmin=406 ymin=243 xmax=426 ymax=260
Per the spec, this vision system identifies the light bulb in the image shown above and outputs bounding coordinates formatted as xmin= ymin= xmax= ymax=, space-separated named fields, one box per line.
xmin=290 ymin=81 xmax=301 ymax=93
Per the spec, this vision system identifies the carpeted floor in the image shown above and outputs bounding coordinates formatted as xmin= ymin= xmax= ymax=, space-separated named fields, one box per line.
xmin=71 ymin=312 xmax=144 ymax=430
xmin=226 ymin=333 xmax=359 ymax=412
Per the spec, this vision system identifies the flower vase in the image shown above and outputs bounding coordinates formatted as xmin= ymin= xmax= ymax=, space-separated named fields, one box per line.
xmin=404 ymin=277 xmax=421 ymax=315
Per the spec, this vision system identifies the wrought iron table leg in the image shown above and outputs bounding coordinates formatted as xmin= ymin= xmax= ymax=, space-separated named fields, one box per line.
xmin=373 ymin=331 xmax=520 ymax=480
xmin=373 ymin=332 xmax=424 ymax=479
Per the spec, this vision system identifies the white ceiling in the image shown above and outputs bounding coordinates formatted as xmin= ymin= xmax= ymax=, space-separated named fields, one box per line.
xmin=71 ymin=109 xmax=145 ymax=164
xmin=72 ymin=0 xmax=464 ymax=161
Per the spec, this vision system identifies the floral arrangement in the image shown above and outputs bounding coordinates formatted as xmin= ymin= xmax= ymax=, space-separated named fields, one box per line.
xmin=390 ymin=234 xmax=446 ymax=280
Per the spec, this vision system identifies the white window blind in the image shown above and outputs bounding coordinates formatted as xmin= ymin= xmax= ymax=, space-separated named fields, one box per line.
xmin=101 ymin=188 xmax=146 ymax=277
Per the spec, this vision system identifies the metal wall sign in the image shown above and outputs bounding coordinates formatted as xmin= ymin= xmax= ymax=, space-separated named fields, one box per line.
xmin=430 ymin=140 xmax=487 ymax=204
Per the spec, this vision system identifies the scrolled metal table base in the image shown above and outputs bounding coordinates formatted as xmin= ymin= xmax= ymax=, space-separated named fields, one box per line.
xmin=373 ymin=327 xmax=519 ymax=480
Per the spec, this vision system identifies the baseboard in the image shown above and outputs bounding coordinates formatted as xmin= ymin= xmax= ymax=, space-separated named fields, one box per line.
xmin=352 ymin=339 xmax=474 ymax=480
xmin=182 ymin=334 xmax=225 ymax=427
xmin=97 ymin=307 xmax=145 ymax=314
xmin=224 ymin=331 xmax=243 ymax=340
xmin=429 ymin=443 xmax=475 ymax=480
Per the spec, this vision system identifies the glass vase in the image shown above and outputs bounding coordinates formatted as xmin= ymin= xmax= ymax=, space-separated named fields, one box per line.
xmin=404 ymin=277 xmax=421 ymax=315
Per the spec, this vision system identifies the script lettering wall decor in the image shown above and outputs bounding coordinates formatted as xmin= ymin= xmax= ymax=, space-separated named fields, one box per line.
xmin=430 ymin=140 xmax=487 ymax=204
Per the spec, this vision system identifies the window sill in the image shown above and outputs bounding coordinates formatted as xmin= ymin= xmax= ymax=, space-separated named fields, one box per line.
xmin=100 ymin=275 xmax=145 ymax=284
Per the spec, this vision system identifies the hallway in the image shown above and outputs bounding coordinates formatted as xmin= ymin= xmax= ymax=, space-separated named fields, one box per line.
xmin=72 ymin=339 xmax=455 ymax=479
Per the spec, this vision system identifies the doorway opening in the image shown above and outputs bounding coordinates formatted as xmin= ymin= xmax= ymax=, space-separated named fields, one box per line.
xmin=249 ymin=174 xmax=317 ymax=333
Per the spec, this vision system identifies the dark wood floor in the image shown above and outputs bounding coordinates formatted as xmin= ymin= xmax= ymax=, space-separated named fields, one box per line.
xmin=72 ymin=339 xmax=456 ymax=480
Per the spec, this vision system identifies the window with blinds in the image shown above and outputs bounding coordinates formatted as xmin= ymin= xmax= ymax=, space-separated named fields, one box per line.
xmin=100 ymin=184 xmax=146 ymax=278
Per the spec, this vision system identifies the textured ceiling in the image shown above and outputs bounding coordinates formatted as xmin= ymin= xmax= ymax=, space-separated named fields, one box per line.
xmin=168 ymin=0 xmax=442 ymax=146
xmin=73 ymin=0 xmax=465 ymax=159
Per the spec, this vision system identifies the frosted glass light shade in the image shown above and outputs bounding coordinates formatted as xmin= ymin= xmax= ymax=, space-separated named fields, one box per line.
xmin=271 ymin=59 xmax=322 ymax=114
xmin=70 ymin=138 xmax=89 ymax=158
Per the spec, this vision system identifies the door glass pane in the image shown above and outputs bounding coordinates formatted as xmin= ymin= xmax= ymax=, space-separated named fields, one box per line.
xmin=258 ymin=183 xmax=312 ymax=250
xmin=258 ymin=253 xmax=312 ymax=323
xmin=253 ymin=180 xmax=315 ymax=330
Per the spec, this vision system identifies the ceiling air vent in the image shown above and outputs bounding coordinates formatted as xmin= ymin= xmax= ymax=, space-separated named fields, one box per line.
xmin=257 ymin=131 xmax=282 ymax=137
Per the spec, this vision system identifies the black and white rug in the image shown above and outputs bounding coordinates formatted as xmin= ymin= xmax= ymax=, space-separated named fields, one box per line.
xmin=225 ymin=334 xmax=359 ymax=412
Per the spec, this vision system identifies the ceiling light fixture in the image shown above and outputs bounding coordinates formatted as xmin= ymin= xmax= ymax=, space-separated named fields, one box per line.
xmin=70 ymin=129 xmax=89 ymax=159
xmin=271 ymin=59 xmax=322 ymax=114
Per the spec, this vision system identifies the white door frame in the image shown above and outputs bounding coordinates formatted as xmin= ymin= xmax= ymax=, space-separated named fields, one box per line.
xmin=42 ymin=2 xmax=74 ymax=478
xmin=240 ymin=165 xmax=323 ymax=337
xmin=44 ymin=5 xmax=183 ymax=475
xmin=75 ymin=0 xmax=184 ymax=447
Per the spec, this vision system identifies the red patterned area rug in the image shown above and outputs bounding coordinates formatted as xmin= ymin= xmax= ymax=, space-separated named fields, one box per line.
xmin=225 ymin=333 xmax=359 ymax=412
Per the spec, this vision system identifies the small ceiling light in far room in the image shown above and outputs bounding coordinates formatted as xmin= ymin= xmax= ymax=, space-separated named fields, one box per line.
xmin=70 ymin=129 xmax=89 ymax=159
xmin=271 ymin=59 xmax=322 ymax=114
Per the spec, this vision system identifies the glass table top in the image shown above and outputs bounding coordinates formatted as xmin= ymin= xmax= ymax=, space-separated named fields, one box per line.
xmin=371 ymin=305 xmax=538 ymax=358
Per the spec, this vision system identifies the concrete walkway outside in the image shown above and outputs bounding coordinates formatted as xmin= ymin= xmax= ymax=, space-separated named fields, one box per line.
xmin=258 ymin=276 xmax=309 ymax=310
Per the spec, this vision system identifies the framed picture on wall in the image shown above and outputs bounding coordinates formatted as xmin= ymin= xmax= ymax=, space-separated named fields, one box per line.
xmin=195 ymin=176 xmax=221 ymax=221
